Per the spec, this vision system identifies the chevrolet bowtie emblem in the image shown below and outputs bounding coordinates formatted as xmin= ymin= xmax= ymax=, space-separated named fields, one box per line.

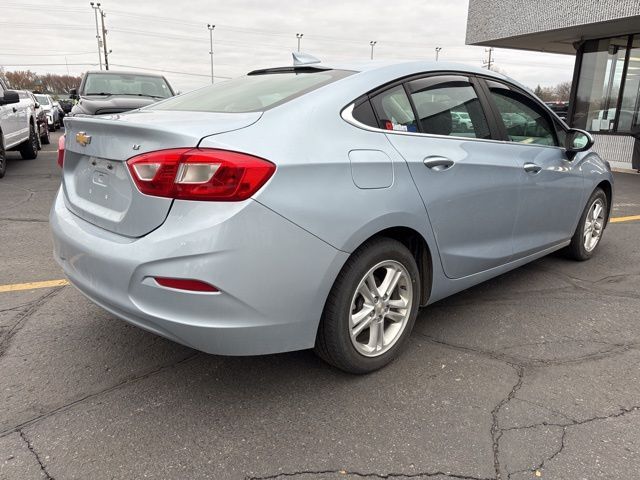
xmin=75 ymin=132 xmax=92 ymax=147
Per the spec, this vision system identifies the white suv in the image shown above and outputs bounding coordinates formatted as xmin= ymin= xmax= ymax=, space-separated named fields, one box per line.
xmin=0 ymin=77 xmax=39 ymax=178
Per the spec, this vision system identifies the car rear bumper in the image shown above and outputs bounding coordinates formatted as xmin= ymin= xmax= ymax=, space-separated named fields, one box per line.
xmin=50 ymin=188 xmax=347 ymax=355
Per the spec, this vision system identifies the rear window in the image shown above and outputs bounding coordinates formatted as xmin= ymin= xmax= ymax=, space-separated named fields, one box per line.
xmin=150 ymin=70 xmax=353 ymax=113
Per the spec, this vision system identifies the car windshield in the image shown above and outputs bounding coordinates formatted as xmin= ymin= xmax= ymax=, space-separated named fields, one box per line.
xmin=35 ymin=95 xmax=50 ymax=105
xmin=83 ymin=73 xmax=173 ymax=98
xmin=149 ymin=69 xmax=353 ymax=113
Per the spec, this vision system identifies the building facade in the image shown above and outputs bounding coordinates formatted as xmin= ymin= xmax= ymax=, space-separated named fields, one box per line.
xmin=466 ymin=0 xmax=640 ymax=170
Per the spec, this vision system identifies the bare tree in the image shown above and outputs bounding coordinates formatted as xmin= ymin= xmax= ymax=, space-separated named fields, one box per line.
xmin=3 ymin=70 xmax=82 ymax=95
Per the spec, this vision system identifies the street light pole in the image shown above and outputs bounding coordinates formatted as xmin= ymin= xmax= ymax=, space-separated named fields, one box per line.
xmin=99 ymin=6 xmax=109 ymax=70
xmin=370 ymin=41 xmax=377 ymax=60
xmin=207 ymin=24 xmax=215 ymax=84
xmin=435 ymin=46 xmax=442 ymax=61
xmin=90 ymin=2 xmax=102 ymax=70
xmin=100 ymin=10 xmax=109 ymax=70
xmin=296 ymin=33 xmax=303 ymax=52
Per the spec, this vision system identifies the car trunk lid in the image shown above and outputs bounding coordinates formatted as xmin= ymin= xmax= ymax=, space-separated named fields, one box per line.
xmin=62 ymin=109 xmax=262 ymax=237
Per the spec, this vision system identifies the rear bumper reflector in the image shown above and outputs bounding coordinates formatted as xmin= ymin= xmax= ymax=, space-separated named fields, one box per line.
xmin=154 ymin=277 xmax=219 ymax=292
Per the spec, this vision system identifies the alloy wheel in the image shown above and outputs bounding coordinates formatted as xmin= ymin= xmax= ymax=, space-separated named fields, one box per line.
xmin=583 ymin=198 xmax=605 ymax=252
xmin=349 ymin=260 xmax=413 ymax=357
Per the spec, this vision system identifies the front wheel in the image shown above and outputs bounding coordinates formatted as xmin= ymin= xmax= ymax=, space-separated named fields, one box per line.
xmin=315 ymin=237 xmax=421 ymax=374
xmin=19 ymin=124 xmax=38 ymax=160
xmin=565 ymin=187 xmax=608 ymax=261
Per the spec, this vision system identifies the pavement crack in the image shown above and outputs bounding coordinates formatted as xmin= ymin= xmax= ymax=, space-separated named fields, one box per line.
xmin=0 ymin=287 xmax=63 ymax=358
xmin=491 ymin=364 xmax=525 ymax=480
xmin=0 ymin=352 xmax=202 ymax=438
xmin=245 ymin=469 xmax=493 ymax=479
xmin=19 ymin=429 xmax=54 ymax=479
xmin=0 ymin=217 xmax=48 ymax=223
xmin=504 ymin=406 xmax=640 ymax=477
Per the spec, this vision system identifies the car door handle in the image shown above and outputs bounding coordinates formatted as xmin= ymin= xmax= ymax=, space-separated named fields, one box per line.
xmin=423 ymin=156 xmax=455 ymax=171
xmin=523 ymin=162 xmax=542 ymax=174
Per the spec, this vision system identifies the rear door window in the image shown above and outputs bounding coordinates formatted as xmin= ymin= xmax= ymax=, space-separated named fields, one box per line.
xmin=151 ymin=69 xmax=352 ymax=113
xmin=370 ymin=85 xmax=418 ymax=132
xmin=407 ymin=75 xmax=491 ymax=139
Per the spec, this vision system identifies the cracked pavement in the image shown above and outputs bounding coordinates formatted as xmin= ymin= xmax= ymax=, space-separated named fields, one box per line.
xmin=1 ymin=133 xmax=640 ymax=479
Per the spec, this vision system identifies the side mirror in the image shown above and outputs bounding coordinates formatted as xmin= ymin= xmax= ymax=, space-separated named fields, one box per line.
xmin=566 ymin=128 xmax=594 ymax=153
xmin=0 ymin=90 xmax=20 ymax=106
xmin=69 ymin=88 xmax=79 ymax=100
xmin=34 ymin=102 xmax=40 ymax=108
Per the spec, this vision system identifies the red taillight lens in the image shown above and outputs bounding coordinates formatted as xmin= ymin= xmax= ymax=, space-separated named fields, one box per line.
xmin=126 ymin=148 xmax=275 ymax=201
xmin=57 ymin=134 xmax=65 ymax=168
xmin=154 ymin=277 xmax=219 ymax=292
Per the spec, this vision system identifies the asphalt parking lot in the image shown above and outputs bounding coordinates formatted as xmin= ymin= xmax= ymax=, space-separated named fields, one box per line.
xmin=1 ymin=133 xmax=640 ymax=480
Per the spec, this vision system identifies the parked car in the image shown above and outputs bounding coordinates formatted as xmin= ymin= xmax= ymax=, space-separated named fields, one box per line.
xmin=451 ymin=111 xmax=473 ymax=130
xmin=69 ymin=70 xmax=174 ymax=116
xmin=58 ymin=98 xmax=74 ymax=114
xmin=51 ymin=59 xmax=613 ymax=373
xmin=25 ymin=91 xmax=50 ymax=147
xmin=53 ymin=100 xmax=65 ymax=122
xmin=545 ymin=101 xmax=569 ymax=121
xmin=0 ymin=78 xmax=39 ymax=177
xmin=34 ymin=94 xmax=61 ymax=131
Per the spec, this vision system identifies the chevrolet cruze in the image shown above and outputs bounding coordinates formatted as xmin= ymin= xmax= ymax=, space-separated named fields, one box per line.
xmin=51 ymin=58 xmax=613 ymax=373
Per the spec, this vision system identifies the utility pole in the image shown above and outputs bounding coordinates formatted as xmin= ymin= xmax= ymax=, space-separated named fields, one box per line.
xmin=296 ymin=33 xmax=303 ymax=53
xmin=370 ymin=41 xmax=377 ymax=60
xmin=435 ymin=46 xmax=442 ymax=61
xmin=99 ymin=6 xmax=110 ymax=70
xmin=207 ymin=24 xmax=215 ymax=84
xmin=90 ymin=2 xmax=102 ymax=70
xmin=483 ymin=47 xmax=494 ymax=70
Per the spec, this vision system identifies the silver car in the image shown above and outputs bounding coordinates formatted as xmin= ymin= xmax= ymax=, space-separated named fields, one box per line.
xmin=51 ymin=59 xmax=613 ymax=373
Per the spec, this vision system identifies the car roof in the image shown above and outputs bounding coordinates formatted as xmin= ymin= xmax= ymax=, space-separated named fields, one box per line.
xmin=83 ymin=70 xmax=167 ymax=78
xmin=255 ymin=59 xmax=530 ymax=95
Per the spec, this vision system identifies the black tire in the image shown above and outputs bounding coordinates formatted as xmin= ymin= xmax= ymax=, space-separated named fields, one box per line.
xmin=19 ymin=124 xmax=38 ymax=160
xmin=315 ymin=237 xmax=421 ymax=374
xmin=565 ymin=187 xmax=608 ymax=261
xmin=0 ymin=135 xmax=6 ymax=178
xmin=41 ymin=127 xmax=50 ymax=145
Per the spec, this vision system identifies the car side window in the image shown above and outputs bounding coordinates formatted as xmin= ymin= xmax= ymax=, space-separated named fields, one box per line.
xmin=370 ymin=85 xmax=418 ymax=132
xmin=406 ymin=76 xmax=491 ymax=139
xmin=352 ymin=99 xmax=379 ymax=128
xmin=486 ymin=80 xmax=558 ymax=146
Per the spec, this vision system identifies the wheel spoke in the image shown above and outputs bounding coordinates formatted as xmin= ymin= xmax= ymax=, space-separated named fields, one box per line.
xmin=352 ymin=315 xmax=374 ymax=337
xmin=358 ymin=282 xmax=376 ymax=304
xmin=388 ymin=298 xmax=408 ymax=310
xmin=593 ymin=203 xmax=602 ymax=220
xmin=379 ymin=267 xmax=402 ymax=297
xmin=368 ymin=320 xmax=381 ymax=351
xmin=385 ymin=310 xmax=406 ymax=323
xmin=351 ymin=305 xmax=374 ymax=327
xmin=366 ymin=273 xmax=380 ymax=298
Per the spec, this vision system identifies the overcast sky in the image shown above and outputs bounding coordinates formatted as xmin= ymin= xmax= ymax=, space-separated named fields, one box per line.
xmin=1 ymin=0 xmax=575 ymax=93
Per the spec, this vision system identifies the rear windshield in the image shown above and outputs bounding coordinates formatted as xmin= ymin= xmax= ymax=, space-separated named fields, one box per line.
xmin=82 ymin=73 xmax=173 ymax=99
xmin=149 ymin=69 xmax=353 ymax=113
xmin=35 ymin=94 xmax=50 ymax=105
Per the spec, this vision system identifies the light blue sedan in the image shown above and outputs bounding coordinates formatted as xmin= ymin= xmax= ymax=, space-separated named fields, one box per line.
xmin=51 ymin=58 xmax=613 ymax=373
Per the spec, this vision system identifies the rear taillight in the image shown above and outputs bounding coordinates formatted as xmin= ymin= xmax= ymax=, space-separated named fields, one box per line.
xmin=57 ymin=134 xmax=65 ymax=168
xmin=126 ymin=148 xmax=275 ymax=201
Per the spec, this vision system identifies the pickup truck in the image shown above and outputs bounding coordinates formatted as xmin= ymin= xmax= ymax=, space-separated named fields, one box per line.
xmin=0 ymin=78 xmax=39 ymax=178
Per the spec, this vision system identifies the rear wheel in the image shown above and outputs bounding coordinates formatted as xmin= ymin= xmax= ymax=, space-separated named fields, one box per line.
xmin=565 ymin=187 xmax=608 ymax=261
xmin=0 ymin=136 xmax=6 ymax=178
xmin=315 ymin=237 xmax=420 ymax=374
xmin=40 ymin=126 xmax=50 ymax=145
xmin=19 ymin=124 xmax=38 ymax=160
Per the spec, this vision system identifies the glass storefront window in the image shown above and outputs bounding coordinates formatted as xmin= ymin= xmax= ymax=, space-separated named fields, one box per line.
xmin=617 ymin=35 xmax=640 ymax=134
xmin=573 ymin=37 xmax=628 ymax=133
